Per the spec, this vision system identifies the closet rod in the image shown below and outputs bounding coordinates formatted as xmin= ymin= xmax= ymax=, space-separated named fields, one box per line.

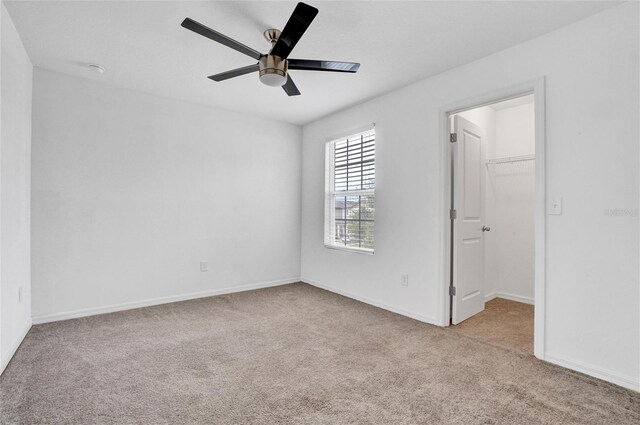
xmin=486 ymin=154 xmax=535 ymax=165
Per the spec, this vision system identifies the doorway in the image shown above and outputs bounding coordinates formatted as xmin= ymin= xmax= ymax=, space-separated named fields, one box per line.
xmin=443 ymin=88 xmax=544 ymax=357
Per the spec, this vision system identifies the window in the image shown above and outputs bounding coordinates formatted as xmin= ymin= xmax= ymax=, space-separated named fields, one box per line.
xmin=324 ymin=127 xmax=375 ymax=253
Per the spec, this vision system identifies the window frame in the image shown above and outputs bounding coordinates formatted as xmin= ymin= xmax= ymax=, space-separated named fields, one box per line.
xmin=324 ymin=126 xmax=376 ymax=255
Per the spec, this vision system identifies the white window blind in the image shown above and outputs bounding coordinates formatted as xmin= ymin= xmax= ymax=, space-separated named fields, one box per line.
xmin=324 ymin=127 xmax=375 ymax=253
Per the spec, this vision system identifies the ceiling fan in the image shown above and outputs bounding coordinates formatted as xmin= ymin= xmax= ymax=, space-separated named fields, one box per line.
xmin=181 ymin=2 xmax=360 ymax=96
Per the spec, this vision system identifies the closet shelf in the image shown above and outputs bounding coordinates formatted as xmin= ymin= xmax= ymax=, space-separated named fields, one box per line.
xmin=485 ymin=154 xmax=535 ymax=165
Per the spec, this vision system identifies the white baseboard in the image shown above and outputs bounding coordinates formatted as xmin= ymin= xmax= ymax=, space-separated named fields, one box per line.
xmin=32 ymin=277 xmax=299 ymax=325
xmin=485 ymin=291 xmax=534 ymax=305
xmin=302 ymin=278 xmax=438 ymax=325
xmin=545 ymin=353 xmax=639 ymax=392
xmin=0 ymin=319 xmax=32 ymax=376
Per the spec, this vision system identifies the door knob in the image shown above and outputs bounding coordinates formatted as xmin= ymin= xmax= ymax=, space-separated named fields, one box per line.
xmin=482 ymin=226 xmax=491 ymax=232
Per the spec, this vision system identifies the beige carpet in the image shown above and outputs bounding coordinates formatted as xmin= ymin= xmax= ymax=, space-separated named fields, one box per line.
xmin=0 ymin=283 xmax=638 ymax=424
xmin=450 ymin=297 xmax=534 ymax=354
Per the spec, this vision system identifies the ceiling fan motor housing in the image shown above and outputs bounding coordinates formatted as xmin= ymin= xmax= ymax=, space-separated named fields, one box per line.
xmin=259 ymin=55 xmax=288 ymax=87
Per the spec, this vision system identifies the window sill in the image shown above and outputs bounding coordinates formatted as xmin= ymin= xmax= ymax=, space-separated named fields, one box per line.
xmin=324 ymin=244 xmax=374 ymax=255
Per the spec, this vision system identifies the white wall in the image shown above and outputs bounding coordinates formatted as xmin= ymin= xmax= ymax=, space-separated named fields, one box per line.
xmin=0 ymin=2 xmax=33 ymax=374
xmin=495 ymin=103 xmax=535 ymax=157
xmin=31 ymin=69 xmax=302 ymax=322
xmin=491 ymin=103 xmax=535 ymax=303
xmin=301 ymin=3 xmax=639 ymax=391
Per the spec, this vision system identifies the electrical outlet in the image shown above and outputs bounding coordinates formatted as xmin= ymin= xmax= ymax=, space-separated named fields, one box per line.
xmin=401 ymin=274 xmax=409 ymax=286
xmin=200 ymin=261 xmax=208 ymax=272
xmin=18 ymin=286 xmax=22 ymax=303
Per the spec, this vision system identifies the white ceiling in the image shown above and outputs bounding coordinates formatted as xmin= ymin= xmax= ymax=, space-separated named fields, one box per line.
xmin=5 ymin=1 xmax=617 ymax=125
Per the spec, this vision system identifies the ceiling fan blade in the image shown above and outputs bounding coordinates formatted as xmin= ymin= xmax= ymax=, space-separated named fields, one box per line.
xmin=270 ymin=3 xmax=318 ymax=60
xmin=208 ymin=64 xmax=260 ymax=82
xmin=288 ymin=59 xmax=360 ymax=73
xmin=282 ymin=75 xmax=301 ymax=96
xmin=181 ymin=18 xmax=262 ymax=60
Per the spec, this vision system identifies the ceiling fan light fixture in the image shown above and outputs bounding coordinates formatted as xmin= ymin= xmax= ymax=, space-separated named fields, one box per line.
xmin=259 ymin=55 xmax=288 ymax=87
xmin=259 ymin=71 xmax=287 ymax=87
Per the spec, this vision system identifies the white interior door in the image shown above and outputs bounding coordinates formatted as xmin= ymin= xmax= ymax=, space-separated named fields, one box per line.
xmin=451 ymin=115 xmax=485 ymax=324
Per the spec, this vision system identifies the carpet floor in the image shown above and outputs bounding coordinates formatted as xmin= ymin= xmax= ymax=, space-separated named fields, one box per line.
xmin=0 ymin=283 xmax=638 ymax=424
xmin=450 ymin=297 xmax=534 ymax=354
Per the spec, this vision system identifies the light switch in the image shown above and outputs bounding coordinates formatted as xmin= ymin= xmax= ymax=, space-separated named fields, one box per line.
xmin=548 ymin=197 xmax=562 ymax=215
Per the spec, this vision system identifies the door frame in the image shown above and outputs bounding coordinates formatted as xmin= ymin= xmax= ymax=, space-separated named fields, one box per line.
xmin=439 ymin=78 xmax=546 ymax=360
